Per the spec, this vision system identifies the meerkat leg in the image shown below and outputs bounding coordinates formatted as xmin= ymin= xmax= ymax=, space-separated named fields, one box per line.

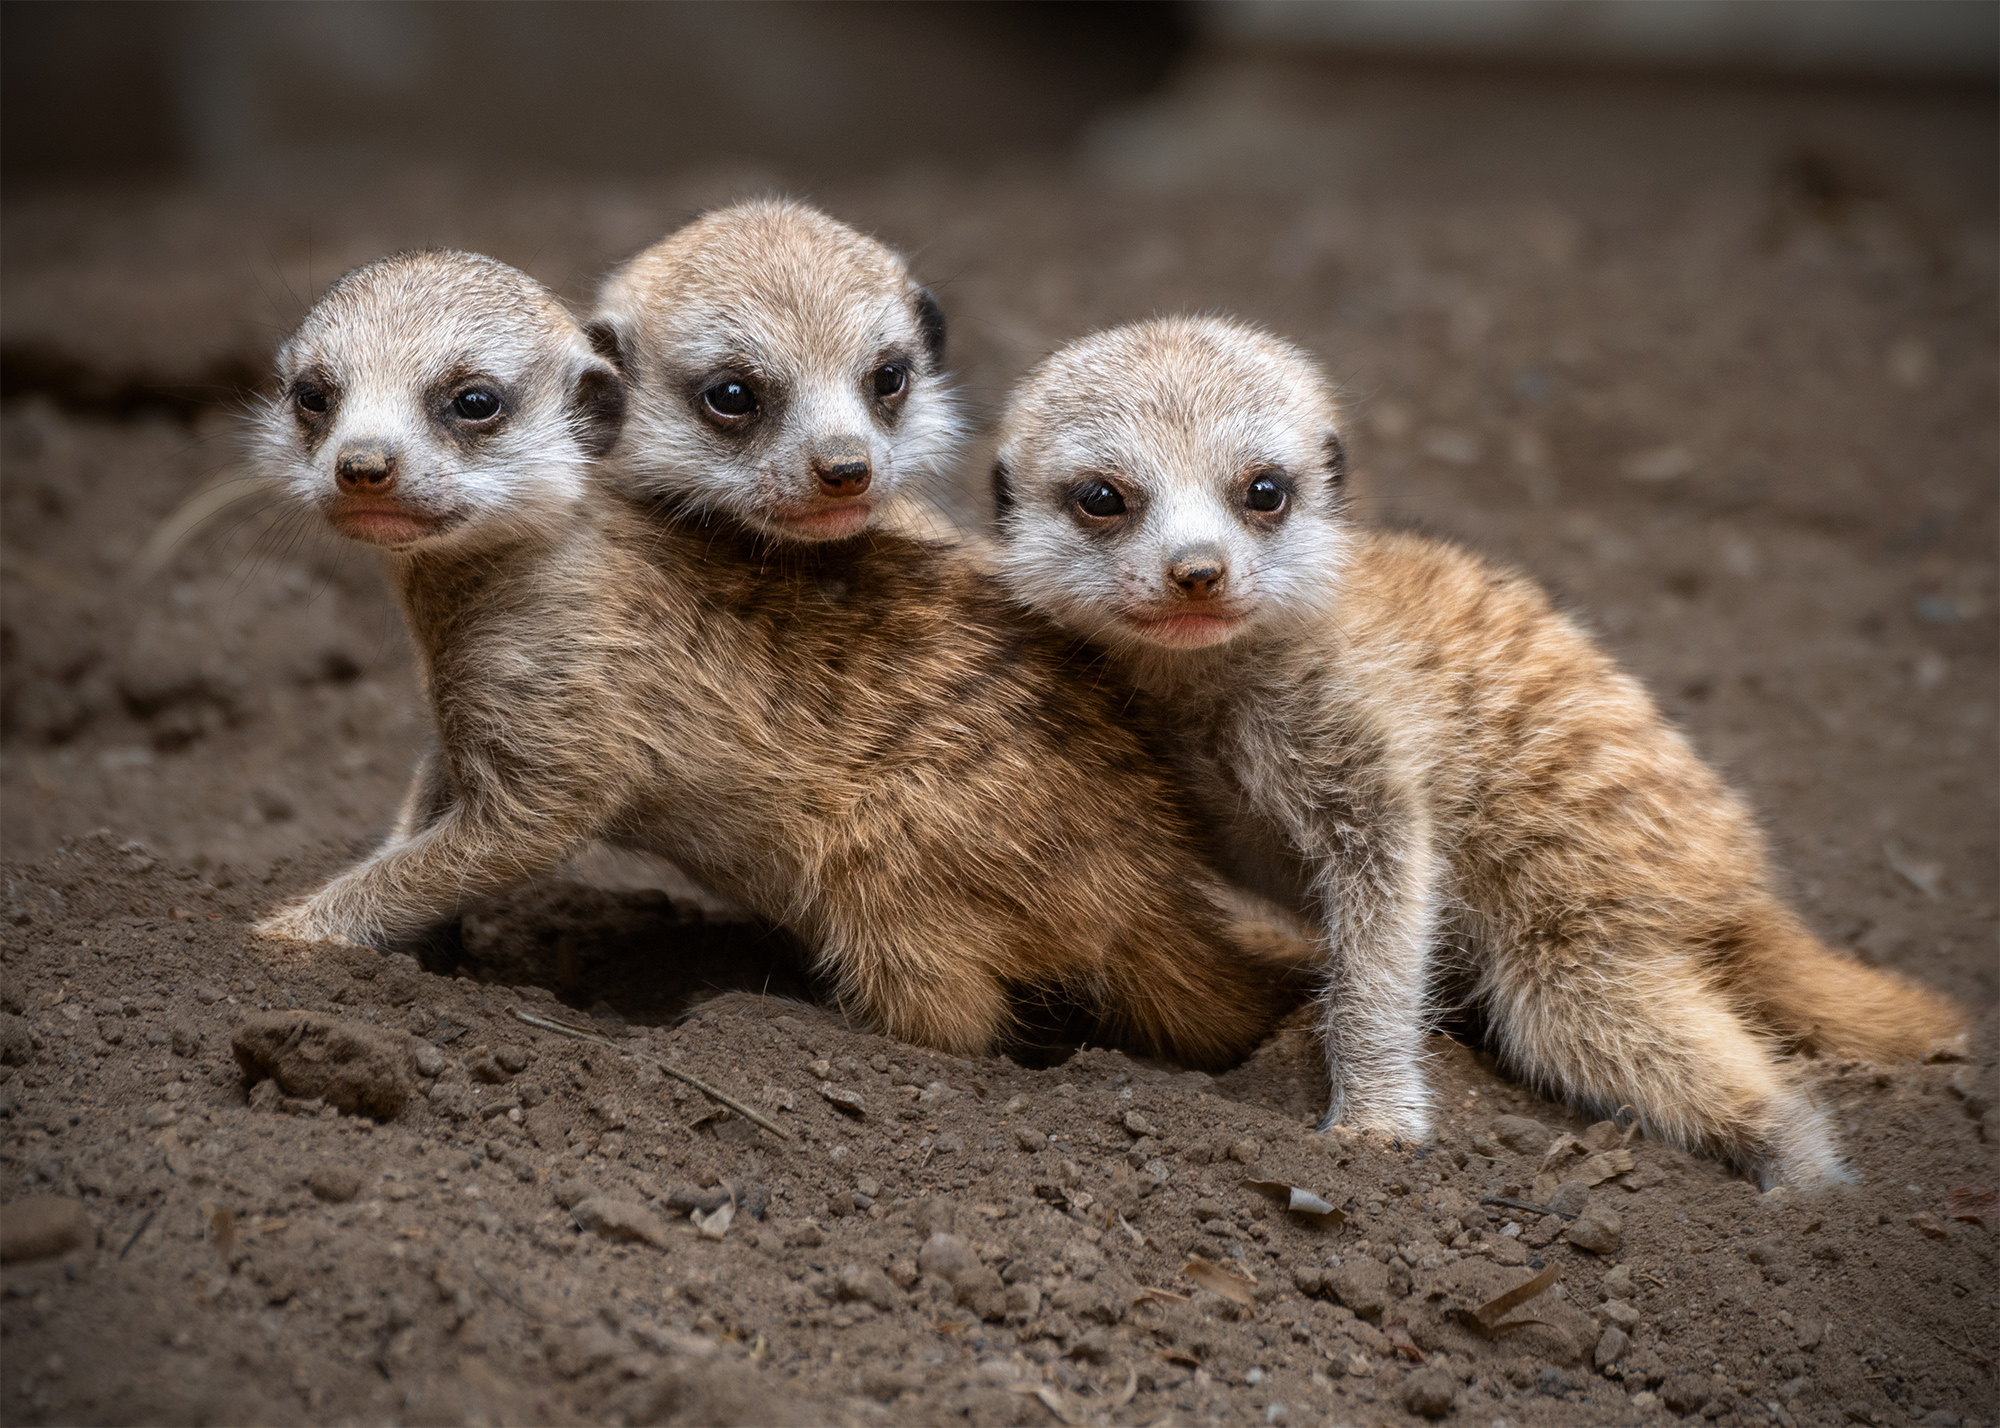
xmin=1311 ymin=861 xmax=1441 ymax=1140
xmin=385 ymin=744 xmax=454 ymax=847
xmin=1478 ymin=943 xmax=1848 ymax=1189
xmin=254 ymin=804 xmax=585 ymax=951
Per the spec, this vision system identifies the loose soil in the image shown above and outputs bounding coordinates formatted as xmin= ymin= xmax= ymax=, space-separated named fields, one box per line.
xmin=2 ymin=52 xmax=1995 ymax=1428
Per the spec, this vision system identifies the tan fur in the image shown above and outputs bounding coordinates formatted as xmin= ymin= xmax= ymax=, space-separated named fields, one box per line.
xmin=252 ymin=252 xmax=1309 ymax=1069
xmin=992 ymin=316 xmax=1966 ymax=1186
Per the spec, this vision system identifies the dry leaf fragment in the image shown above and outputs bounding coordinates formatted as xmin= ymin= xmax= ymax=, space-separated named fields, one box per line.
xmin=1538 ymin=1133 xmax=1584 ymax=1172
xmin=1240 ymin=1179 xmax=1347 ymax=1227
xmin=1577 ymin=1149 xmax=1635 ymax=1185
xmin=1456 ymin=1261 xmax=1562 ymax=1338
xmin=1947 ymin=1185 xmax=1996 ymax=1230
xmin=1182 ymin=1256 xmax=1259 ymax=1306
xmin=692 ymin=1200 xmax=735 ymax=1240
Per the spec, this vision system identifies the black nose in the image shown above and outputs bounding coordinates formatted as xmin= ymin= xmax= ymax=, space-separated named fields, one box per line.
xmin=1171 ymin=561 xmax=1226 ymax=600
xmin=335 ymin=443 xmax=397 ymax=493
xmin=814 ymin=458 xmax=872 ymax=497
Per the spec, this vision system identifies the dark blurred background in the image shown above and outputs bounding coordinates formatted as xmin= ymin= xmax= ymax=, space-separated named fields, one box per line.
xmin=4 ymin=0 xmax=1993 ymax=192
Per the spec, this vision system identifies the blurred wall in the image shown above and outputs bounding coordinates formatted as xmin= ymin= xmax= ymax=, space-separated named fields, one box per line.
xmin=2 ymin=1 xmax=1192 ymax=189
xmin=1205 ymin=0 xmax=1998 ymax=78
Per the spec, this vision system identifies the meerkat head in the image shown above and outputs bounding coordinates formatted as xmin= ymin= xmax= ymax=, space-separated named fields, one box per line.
xmin=259 ymin=250 xmax=625 ymax=555
xmin=590 ymin=198 xmax=959 ymax=542
xmin=992 ymin=316 xmax=1352 ymax=659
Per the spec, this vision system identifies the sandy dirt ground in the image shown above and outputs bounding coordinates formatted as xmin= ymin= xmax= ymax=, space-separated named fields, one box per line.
xmin=1 ymin=54 xmax=1995 ymax=1428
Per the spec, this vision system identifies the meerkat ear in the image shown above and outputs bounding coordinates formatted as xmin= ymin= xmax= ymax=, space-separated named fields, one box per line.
xmin=585 ymin=319 xmax=628 ymax=374
xmin=1323 ymin=430 xmax=1349 ymax=487
xmin=569 ymin=360 xmax=628 ymax=459
xmin=912 ymin=287 xmax=946 ymax=368
xmin=991 ymin=456 xmax=1014 ymax=519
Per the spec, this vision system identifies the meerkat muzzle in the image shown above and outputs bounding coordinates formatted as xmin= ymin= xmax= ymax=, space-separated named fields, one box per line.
xmin=808 ymin=435 xmax=873 ymax=497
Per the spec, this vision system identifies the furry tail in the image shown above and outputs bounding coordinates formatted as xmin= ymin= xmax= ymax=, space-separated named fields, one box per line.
xmin=1719 ymin=903 xmax=1965 ymax=1063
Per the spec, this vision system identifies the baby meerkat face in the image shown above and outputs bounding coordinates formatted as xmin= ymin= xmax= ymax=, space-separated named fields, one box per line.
xmin=993 ymin=317 xmax=1351 ymax=655
xmin=260 ymin=250 xmax=624 ymax=554
xmin=592 ymin=198 xmax=960 ymax=543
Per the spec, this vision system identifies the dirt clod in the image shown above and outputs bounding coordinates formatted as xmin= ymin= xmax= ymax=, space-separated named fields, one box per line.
xmin=230 ymin=1011 xmax=414 ymax=1118
xmin=1564 ymin=1204 xmax=1624 ymax=1254
xmin=572 ymin=1196 xmax=669 ymax=1247
xmin=1403 ymin=1364 xmax=1459 ymax=1418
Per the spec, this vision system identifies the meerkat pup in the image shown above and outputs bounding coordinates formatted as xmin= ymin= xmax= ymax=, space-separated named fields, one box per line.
xmin=251 ymin=250 xmax=1308 ymax=1068
xmin=591 ymin=197 xmax=961 ymax=542
xmin=990 ymin=316 xmax=1965 ymax=1186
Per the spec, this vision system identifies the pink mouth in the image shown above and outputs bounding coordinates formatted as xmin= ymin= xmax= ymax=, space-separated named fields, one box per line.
xmin=1123 ymin=608 xmax=1252 ymax=649
xmin=775 ymin=501 xmax=874 ymax=540
xmin=330 ymin=506 xmax=443 ymax=547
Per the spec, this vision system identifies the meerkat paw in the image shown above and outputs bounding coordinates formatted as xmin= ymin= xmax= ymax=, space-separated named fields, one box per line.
xmin=1315 ymin=1090 xmax=1433 ymax=1145
xmin=1744 ymin=1089 xmax=1854 ymax=1190
xmin=251 ymin=903 xmax=367 ymax=949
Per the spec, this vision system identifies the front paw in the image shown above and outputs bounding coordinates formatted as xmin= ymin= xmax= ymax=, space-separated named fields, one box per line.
xmin=252 ymin=903 xmax=365 ymax=949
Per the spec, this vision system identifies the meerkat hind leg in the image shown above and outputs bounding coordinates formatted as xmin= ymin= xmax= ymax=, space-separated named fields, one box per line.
xmin=1482 ymin=950 xmax=1848 ymax=1189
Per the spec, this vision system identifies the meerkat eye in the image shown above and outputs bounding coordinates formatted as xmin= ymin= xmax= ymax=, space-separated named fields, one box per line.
xmin=1076 ymin=481 xmax=1126 ymax=519
xmin=293 ymin=381 xmax=329 ymax=415
xmin=702 ymin=380 xmax=758 ymax=421
xmin=1245 ymin=476 xmax=1288 ymax=513
xmin=872 ymin=363 xmax=908 ymax=400
xmin=452 ymin=389 xmax=502 ymax=422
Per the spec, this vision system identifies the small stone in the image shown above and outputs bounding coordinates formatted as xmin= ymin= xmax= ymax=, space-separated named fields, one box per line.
xmin=1327 ymin=1257 xmax=1391 ymax=1320
xmin=1629 ymin=1390 xmax=1661 ymax=1412
xmin=1402 ymin=1365 xmax=1458 ymax=1418
xmin=1600 ymin=1264 xmax=1635 ymax=1299
xmin=1597 ymin=1298 xmax=1641 ymax=1330
xmin=1547 ymin=1180 xmax=1592 ymax=1218
xmin=1013 ymin=1127 xmax=1047 ymax=1153
xmin=818 ymin=1084 xmax=867 ymax=1117
xmin=412 ymin=1042 xmax=446 ymax=1078
xmin=98 ymin=1017 xmax=124 ymax=1045
xmin=835 ymin=1263 xmax=903 ymax=1313
xmin=1595 ymin=1325 xmax=1631 ymax=1370
xmin=571 ymin=1196 xmax=668 ymax=1247
xmin=1228 ymin=1139 xmax=1262 ymax=1164
xmin=1566 ymin=1204 xmax=1624 ymax=1254
xmin=1907 ymin=1212 xmax=1947 ymax=1239
xmin=135 ymin=1102 xmax=179 ymax=1128
xmin=1491 ymin=1115 xmax=1549 ymax=1154
xmin=193 ymin=986 xmax=223 ymax=1005
xmin=494 ymin=1044 xmax=530 ymax=1074
xmin=0 ymin=1195 xmax=87 ymax=1262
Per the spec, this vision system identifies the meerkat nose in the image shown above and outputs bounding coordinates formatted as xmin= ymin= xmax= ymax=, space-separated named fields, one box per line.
xmin=808 ymin=437 xmax=872 ymax=497
xmin=1168 ymin=546 xmax=1228 ymax=601
xmin=335 ymin=442 xmax=398 ymax=493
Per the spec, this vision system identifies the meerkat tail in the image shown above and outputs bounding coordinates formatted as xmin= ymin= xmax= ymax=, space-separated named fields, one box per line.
xmin=1713 ymin=902 xmax=1966 ymax=1063
xmin=1479 ymin=949 xmax=1850 ymax=1189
